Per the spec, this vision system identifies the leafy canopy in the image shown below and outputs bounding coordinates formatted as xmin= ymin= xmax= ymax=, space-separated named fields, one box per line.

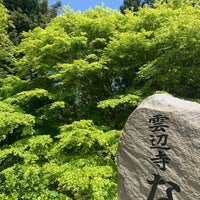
xmin=1 ymin=2 xmax=200 ymax=199
xmin=3 ymin=0 xmax=61 ymax=44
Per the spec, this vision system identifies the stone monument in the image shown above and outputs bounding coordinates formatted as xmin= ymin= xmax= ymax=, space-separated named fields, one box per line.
xmin=118 ymin=94 xmax=200 ymax=200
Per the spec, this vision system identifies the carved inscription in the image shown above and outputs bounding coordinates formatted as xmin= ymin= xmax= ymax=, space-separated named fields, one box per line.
xmin=147 ymin=114 xmax=181 ymax=200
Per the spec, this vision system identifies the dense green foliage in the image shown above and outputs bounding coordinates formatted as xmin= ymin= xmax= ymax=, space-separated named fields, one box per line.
xmin=0 ymin=3 xmax=16 ymax=78
xmin=3 ymin=0 xmax=61 ymax=44
xmin=1 ymin=1 xmax=200 ymax=199
xmin=120 ymin=0 xmax=154 ymax=13
xmin=120 ymin=0 xmax=142 ymax=12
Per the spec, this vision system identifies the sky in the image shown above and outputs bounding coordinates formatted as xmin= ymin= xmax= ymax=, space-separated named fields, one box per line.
xmin=49 ymin=0 xmax=123 ymax=12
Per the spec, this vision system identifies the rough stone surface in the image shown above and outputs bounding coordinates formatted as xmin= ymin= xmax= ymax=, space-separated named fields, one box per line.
xmin=118 ymin=94 xmax=200 ymax=200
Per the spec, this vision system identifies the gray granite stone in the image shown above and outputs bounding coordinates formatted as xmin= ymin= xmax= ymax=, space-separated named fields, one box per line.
xmin=118 ymin=94 xmax=200 ymax=200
